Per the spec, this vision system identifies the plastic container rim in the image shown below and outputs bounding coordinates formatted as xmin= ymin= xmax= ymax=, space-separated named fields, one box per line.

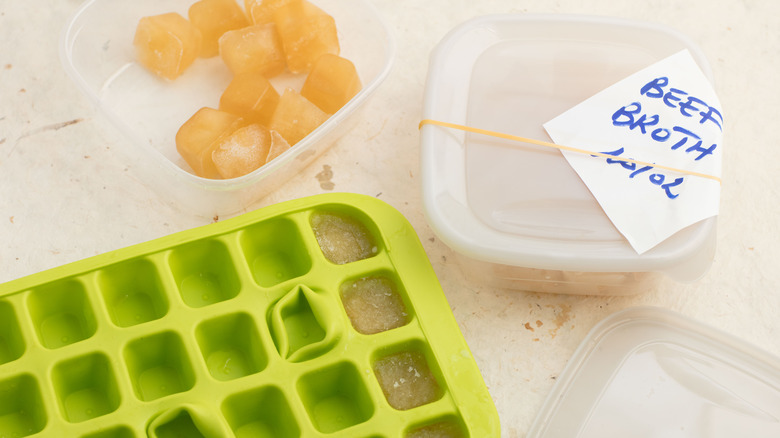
xmin=525 ymin=306 xmax=780 ymax=437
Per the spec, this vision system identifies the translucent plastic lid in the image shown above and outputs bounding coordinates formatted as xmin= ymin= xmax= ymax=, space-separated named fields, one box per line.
xmin=527 ymin=307 xmax=780 ymax=438
xmin=420 ymin=15 xmax=718 ymax=280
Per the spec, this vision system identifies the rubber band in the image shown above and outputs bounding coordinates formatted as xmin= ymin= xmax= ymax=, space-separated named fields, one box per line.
xmin=418 ymin=119 xmax=721 ymax=183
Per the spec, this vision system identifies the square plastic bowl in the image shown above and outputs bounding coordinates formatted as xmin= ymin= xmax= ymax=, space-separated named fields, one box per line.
xmin=527 ymin=307 xmax=780 ymax=437
xmin=60 ymin=0 xmax=394 ymax=217
xmin=420 ymin=15 xmax=718 ymax=295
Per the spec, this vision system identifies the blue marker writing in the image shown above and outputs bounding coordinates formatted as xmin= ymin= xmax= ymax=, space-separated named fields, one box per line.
xmin=640 ymin=77 xmax=723 ymax=131
xmin=611 ymin=103 xmax=718 ymax=160
xmin=600 ymin=148 xmax=684 ymax=199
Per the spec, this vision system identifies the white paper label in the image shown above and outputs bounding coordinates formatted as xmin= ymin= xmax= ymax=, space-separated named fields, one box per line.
xmin=544 ymin=50 xmax=723 ymax=254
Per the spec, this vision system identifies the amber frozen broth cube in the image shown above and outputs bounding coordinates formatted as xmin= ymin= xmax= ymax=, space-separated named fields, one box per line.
xmin=266 ymin=130 xmax=292 ymax=162
xmin=219 ymin=72 xmax=280 ymax=125
xmin=301 ymin=54 xmax=361 ymax=114
xmin=133 ymin=13 xmax=202 ymax=80
xmin=176 ymin=107 xmax=244 ymax=178
xmin=212 ymin=124 xmax=272 ymax=179
xmin=219 ymin=23 xmax=286 ymax=77
xmin=245 ymin=0 xmax=296 ymax=25
xmin=340 ymin=277 xmax=408 ymax=335
xmin=374 ymin=351 xmax=441 ymax=411
xmin=269 ymin=88 xmax=329 ymax=145
xmin=188 ymin=0 xmax=249 ymax=58
xmin=273 ymin=0 xmax=339 ymax=73
xmin=311 ymin=212 xmax=377 ymax=264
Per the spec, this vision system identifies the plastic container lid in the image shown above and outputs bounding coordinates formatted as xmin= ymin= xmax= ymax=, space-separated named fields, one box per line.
xmin=420 ymin=14 xmax=717 ymax=281
xmin=527 ymin=307 xmax=780 ymax=437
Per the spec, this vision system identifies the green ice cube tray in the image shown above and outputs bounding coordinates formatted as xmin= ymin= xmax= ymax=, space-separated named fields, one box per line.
xmin=0 ymin=193 xmax=499 ymax=437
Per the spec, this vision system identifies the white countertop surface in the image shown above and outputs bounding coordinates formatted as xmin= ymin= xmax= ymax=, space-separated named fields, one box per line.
xmin=1 ymin=1 xmax=779 ymax=436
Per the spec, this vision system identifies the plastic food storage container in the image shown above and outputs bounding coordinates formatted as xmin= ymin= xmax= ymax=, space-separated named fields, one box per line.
xmin=526 ymin=307 xmax=780 ymax=437
xmin=60 ymin=0 xmax=395 ymax=218
xmin=420 ymin=14 xmax=718 ymax=295
xmin=0 ymin=193 xmax=499 ymax=437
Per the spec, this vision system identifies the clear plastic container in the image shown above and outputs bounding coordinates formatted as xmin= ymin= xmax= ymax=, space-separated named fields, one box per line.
xmin=60 ymin=0 xmax=395 ymax=217
xmin=420 ymin=14 xmax=718 ymax=295
xmin=527 ymin=307 xmax=780 ymax=437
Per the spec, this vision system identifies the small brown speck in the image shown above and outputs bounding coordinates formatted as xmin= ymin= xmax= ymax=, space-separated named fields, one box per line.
xmin=748 ymin=247 xmax=754 ymax=251
xmin=4 ymin=64 xmax=11 ymax=69
xmin=536 ymin=320 xmax=543 ymax=327
xmin=532 ymin=338 xmax=540 ymax=342
xmin=429 ymin=237 xmax=435 ymax=242
xmin=84 ymin=155 xmax=91 ymax=159
xmin=524 ymin=322 xmax=535 ymax=332
xmin=316 ymin=164 xmax=335 ymax=190
xmin=19 ymin=88 xmax=26 ymax=93
xmin=9 ymin=216 xmax=14 ymax=223
xmin=213 ymin=215 xmax=219 ymax=223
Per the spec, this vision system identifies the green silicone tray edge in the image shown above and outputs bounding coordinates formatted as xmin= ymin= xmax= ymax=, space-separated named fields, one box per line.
xmin=0 ymin=192 xmax=500 ymax=437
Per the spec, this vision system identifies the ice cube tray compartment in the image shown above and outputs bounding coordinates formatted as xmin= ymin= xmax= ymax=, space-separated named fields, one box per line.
xmin=0 ymin=193 xmax=499 ymax=437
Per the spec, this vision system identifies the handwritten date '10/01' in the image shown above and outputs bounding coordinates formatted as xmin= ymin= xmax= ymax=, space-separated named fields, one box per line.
xmin=595 ymin=147 xmax=684 ymax=200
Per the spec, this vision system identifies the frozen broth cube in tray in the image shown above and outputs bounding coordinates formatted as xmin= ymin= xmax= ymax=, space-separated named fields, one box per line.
xmin=374 ymin=351 xmax=441 ymax=410
xmin=219 ymin=72 xmax=280 ymax=125
xmin=311 ymin=212 xmax=377 ymax=264
xmin=301 ymin=54 xmax=362 ymax=114
xmin=133 ymin=13 xmax=202 ymax=80
xmin=219 ymin=23 xmax=286 ymax=77
xmin=406 ymin=421 xmax=465 ymax=438
xmin=188 ymin=0 xmax=249 ymax=58
xmin=340 ymin=277 xmax=408 ymax=335
xmin=268 ymin=88 xmax=329 ymax=145
xmin=176 ymin=107 xmax=245 ymax=178
xmin=273 ymin=0 xmax=339 ymax=73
